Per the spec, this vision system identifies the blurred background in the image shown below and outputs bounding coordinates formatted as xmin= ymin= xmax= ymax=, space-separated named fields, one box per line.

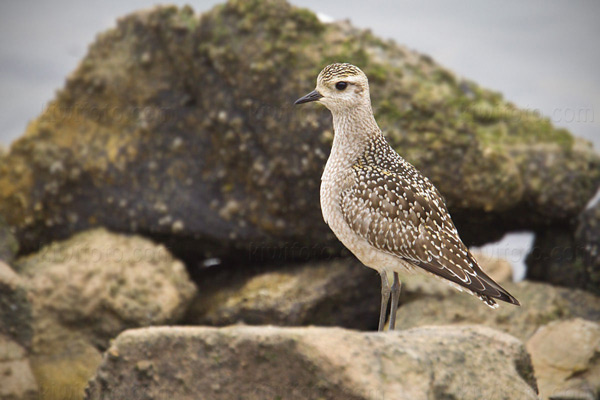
xmin=1 ymin=2 xmax=599 ymax=399
xmin=1 ymin=0 xmax=598 ymax=278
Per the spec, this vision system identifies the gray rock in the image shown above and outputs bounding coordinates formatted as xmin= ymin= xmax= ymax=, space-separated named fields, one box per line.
xmin=0 ymin=262 xmax=32 ymax=349
xmin=185 ymin=258 xmax=380 ymax=329
xmin=527 ymin=201 xmax=600 ymax=295
xmin=16 ymin=228 xmax=197 ymax=348
xmin=574 ymin=202 xmax=600 ymax=294
xmin=394 ymin=280 xmax=600 ymax=341
xmin=0 ymin=334 xmax=38 ymax=400
xmin=0 ymin=0 xmax=597 ymax=264
xmin=85 ymin=325 xmax=538 ymax=400
xmin=527 ymin=318 xmax=600 ymax=400
xmin=185 ymin=253 xmax=512 ymax=330
xmin=0 ymin=216 xmax=18 ymax=263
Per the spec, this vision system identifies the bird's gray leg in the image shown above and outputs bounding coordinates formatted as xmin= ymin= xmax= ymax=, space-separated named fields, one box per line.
xmin=378 ymin=270 xmax=391 ymax=332
xmin=389 ymin=272 xmax=401 ymax=331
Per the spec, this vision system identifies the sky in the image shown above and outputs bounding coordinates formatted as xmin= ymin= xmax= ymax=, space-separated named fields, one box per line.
xmin=1 ymin=0 xmax=599 ymax=278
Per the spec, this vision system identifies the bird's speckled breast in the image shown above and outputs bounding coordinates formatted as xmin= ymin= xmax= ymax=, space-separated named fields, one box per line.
xmin=320 ymin=167 xmax=412 ymax=274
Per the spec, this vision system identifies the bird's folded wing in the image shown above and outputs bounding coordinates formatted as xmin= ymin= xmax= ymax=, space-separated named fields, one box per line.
xmin=340 ymin=162 xmax=519 ymax=305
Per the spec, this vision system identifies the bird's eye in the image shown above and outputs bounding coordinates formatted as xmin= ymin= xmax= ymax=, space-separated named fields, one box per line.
xmin=335 ymin=81 xmax=348 ymax=91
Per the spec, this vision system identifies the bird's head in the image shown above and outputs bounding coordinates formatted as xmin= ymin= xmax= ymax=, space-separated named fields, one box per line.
xmin=294 ymin=63 xmax=371 ymax=113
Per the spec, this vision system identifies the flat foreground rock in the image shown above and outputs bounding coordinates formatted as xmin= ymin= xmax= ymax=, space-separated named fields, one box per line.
xmin=86 ymin=325 xmax=538 ymax=400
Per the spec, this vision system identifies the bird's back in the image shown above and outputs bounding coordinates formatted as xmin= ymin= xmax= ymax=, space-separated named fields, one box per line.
xmin=325 ymin=133 xmax=519 ymax=307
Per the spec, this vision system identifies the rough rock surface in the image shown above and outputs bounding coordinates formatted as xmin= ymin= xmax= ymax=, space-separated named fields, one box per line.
xmin=15 ymin=228 xmax=197 ymax=348
xmin=186 ymin=253 xmax=512 ymax=330
xmin=575 ymin=203 xmax=600 ymax=295
xmin=7 ymin=228 xmax=196 ymax=400
xmin=395 ymin=280 xmax=600 ymax=341
xmin=86 ymin=325 xmax=538 ymax=400
xmin=28 ymin=323 xmax=102 ymax=400
xmin=527 ymin=202 xmax=600 ymax=295
xmin=0 ymin=0 xmax=597 ymax=262
xmin=527 ymin=318 xmax=600 ymax=400
xmin=0 ymin=216 xmax=18 ymax=263
xmin=0 ymin=262 xmax=33 ymax=349
xmin=0 ymin=334 xmax=38 ymax=400
xmin=186 ymin=258 xmax=380 ymax=329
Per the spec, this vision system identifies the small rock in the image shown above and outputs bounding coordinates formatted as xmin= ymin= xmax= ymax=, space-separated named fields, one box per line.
xmin=0 ymin=334 xmax=38 ymax=400
xmin=86 ymin=325 xmax=538 ymax=400
xmin=527 ymin=318 xmax=600 ymax=400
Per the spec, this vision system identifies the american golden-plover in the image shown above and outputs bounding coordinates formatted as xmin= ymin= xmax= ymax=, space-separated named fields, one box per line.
xmin=295 ymin=63 xmax=520 ymax=331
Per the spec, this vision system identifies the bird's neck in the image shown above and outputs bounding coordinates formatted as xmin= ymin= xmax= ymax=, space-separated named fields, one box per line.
xmin=326 ymin=104 xmax=381 ymax=173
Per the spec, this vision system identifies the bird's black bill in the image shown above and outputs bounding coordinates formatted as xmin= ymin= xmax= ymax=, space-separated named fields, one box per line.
xmin=294 ymin=90 xmax=323 ymax=105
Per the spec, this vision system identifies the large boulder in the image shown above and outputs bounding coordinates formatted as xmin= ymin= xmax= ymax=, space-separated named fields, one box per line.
xmin=527 ymin=318 xmax=600 ymax=400
xmin=85 ymin=325 xmax=538 ymax=400
xmin=0 ymin=0 xmax=597 ymax=263
xmin=15 ymin=228 xmax=197 ymax=348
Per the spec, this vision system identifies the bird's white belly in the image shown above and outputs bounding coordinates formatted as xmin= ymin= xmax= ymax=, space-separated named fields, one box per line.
xmin=320 ymin=177 xmax=413 ymax=275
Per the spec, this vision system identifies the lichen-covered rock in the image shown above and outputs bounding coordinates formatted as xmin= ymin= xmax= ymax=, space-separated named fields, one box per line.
xmin=0 ymin=262 xmax=33 ymax=349
xmin=1 ymin=0 xmax=598 ymax=262
xmin=0 ymin=334 xmax=38 ymax=400
xmin=395 ymin=280 xmax=600 ymax=341
xmin=185 ymin=258 xmax=380 ymax=329
xmin=85 ymin=325 xmax=538 ymax=400
xmin=15 ymin=228 xmax=197 ymax=348
xmin=527 ymin=318 xmax=600 ymax=400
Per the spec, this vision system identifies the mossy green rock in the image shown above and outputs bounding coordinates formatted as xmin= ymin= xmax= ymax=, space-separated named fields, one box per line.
xmin=0 ymin=0 xmax=598 ymax=261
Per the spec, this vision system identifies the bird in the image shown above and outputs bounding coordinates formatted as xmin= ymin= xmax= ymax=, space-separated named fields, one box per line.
xmin=294 ymin=63 xmax=520 ymax=332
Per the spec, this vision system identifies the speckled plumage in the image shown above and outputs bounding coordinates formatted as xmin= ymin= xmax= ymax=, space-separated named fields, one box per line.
xmin=299 ymin=63 xmax=519 ymax=314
